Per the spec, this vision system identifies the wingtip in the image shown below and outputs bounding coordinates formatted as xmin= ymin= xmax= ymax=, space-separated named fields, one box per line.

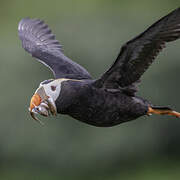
xmin=18 ymin=17 xmax=32 ymax=33
xmin=18 ymin=16 xmax=63 ymax=54
xmin=18 ymin=17 xmax=45 ymax=31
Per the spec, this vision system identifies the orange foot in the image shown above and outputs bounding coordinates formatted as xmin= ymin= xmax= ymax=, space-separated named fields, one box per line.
xmin=148 ymin=107 xmax=180 ymax=118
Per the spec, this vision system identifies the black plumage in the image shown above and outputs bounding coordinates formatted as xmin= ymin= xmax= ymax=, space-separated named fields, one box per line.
xmin=19 ymin=8 xmax=180 ymax=126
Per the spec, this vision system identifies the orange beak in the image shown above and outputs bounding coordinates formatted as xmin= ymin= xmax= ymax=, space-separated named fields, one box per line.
xmin=28 ymin=87 xmax=57 ymax=125
xmin=29 ymin=93 xmax=42 ymax=111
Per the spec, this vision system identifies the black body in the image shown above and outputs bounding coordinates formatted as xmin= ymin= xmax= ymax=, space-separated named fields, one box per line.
xmin=18 ymin=8 xmax=180 ymax=126
xmin=56 ymin=80 xmax=148 ymax=127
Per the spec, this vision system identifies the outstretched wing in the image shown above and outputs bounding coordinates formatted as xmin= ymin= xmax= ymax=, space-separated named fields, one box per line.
xmin=94 ymin=8 xmax=180 ymax=90
xmin=18 ymin=18 xmax=92 ymax=79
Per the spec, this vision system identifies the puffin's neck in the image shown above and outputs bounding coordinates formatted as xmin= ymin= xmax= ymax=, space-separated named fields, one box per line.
xmin=55 ymin=80 xmax=86 ymax=114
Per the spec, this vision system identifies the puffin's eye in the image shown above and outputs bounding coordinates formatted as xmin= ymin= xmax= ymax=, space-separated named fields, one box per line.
xmin=51 ymin=86 xmax=56 ymax=91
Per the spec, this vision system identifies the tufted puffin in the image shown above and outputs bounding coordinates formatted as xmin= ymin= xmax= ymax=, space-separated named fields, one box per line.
xmin=18 ymin=8 xmax=180 ymax=126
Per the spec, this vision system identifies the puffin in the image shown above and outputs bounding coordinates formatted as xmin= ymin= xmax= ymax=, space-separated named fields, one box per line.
xmin=18 ymin=8 xmax=180 ymax=126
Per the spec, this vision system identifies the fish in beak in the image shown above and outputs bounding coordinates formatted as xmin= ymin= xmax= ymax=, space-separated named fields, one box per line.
xmin=29 ymin=86 xmax=57 ymax=125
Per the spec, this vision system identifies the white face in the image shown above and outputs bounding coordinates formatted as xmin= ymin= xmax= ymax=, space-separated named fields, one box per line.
xmin=36 ymin=78 xmax=69 ymax=101
xmin=29 ymin=78 xmax=82 ymax=123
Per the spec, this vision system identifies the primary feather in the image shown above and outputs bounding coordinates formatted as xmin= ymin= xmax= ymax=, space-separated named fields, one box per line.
xmin=18 ymin=18 xmax=92 ymax=79
xmin=95 ymin=7 xmax=180 ymax=90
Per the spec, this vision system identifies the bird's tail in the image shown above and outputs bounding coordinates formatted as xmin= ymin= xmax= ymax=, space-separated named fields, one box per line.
xmin=147 ymin=106 xmax=180 ymax=118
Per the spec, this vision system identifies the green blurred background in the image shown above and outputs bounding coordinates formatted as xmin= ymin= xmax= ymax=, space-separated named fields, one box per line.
xmin=0 ymin=0 xmax=180 ymax=179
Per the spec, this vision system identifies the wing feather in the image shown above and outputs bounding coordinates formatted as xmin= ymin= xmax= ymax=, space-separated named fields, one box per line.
xmin=18 ymin=18 xmax=91 ymax=79
xmin=94 ymin=8 xmax=180 ymax=90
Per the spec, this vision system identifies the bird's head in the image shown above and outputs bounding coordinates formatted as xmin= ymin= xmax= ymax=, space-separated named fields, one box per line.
xmin=29 ymin=78 xmax=69 ymax=125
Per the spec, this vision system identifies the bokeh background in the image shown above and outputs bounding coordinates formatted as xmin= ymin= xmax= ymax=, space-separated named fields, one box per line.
xmin=0 ymin=0 xmax=180 ymax=179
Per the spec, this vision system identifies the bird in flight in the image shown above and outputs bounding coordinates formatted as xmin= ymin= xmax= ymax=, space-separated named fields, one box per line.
xmin=18 ymin=8 xmax=180 ymax=126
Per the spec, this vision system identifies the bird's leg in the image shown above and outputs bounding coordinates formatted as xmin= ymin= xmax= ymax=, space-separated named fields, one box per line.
xmin=147 ymin=106 xmax=180 ymax=118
